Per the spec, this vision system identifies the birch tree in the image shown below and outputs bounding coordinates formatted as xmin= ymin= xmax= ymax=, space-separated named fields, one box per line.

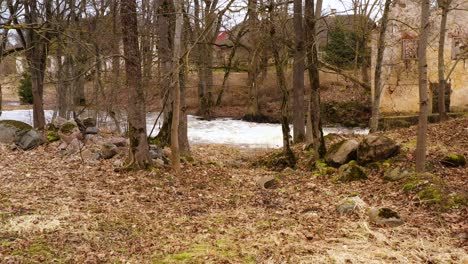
xmin=415 ymin=0 xmax=430 ymax=172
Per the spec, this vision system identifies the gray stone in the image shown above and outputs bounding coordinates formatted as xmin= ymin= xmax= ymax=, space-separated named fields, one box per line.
xmin=333 ymin=161 xmax=367 ymax=182
xmin=357 ymin=135 xmax=399 ymax=164
xmin=255 ymin=176 xmax=277 ymax=189
xmin=383 ymin=167 xmax=412 ymax=181
xmin=15 ymin=130 xmax=46 ymax=150
xmin=85 ymin=127 xmax=99 ymax=134
xmin=336 ymin=196 xmax=368 ymax=214
xmin=368 ymin=207 xmax=404 ymax=227
xmin=0 ymin=120 xmax=32 ymax=143
xmin=325 ymin=139 xmax=359 ymax=167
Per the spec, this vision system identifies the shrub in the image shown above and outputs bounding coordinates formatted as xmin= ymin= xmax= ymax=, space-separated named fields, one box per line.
xmin=18 ymin=73 xmax=33 ymax=104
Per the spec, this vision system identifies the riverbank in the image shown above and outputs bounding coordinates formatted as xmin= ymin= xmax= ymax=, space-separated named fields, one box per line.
xmin=0 ymin=117 xmax=466 ymax=262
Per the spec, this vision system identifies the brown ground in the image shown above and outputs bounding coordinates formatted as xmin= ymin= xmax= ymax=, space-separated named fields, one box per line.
xmin=0 ymin=118 xmax=466 ymax=263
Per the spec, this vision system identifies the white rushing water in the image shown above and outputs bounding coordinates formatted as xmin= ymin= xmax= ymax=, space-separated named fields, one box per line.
xmin=1 ymin=110 xmax=369 ymax=148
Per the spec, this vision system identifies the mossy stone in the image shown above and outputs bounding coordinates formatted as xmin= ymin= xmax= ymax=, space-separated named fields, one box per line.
xmin=440 ymin=154 xmax=466 ymax=167
xmin=333 ymin=161 xmax=367 ymax=183
xmin=59 ymin=122 xmax=77 ymax=135
xmin=46 ymin=131 xmax=60 ymax=142
xmin=0 ymin=120 xmax=32 ymax=130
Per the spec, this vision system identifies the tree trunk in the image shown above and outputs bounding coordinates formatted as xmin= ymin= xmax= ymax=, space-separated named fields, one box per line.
xmin=179 ymin=57 xmax=190 ymax=156
xmin=121 ymin=0 xmax=151 ymax=169
xmin=305 ymin=0 xmax=326 ymax=158
xmin=293 ymin=0 xmax=305 ymax=143
xmin=171 ymin=0 xmax=183 ymax=173
xmin=269 ymin=2 xmax=296 ymax=167
xmin=27 ymin=44 xmax=47 ymax=130
xmin=370 ymin=0 xmax=391 ymax=132
xmin=437 ymin=0 xmax=449 ymax=121
xmin=415 ymin=0 xmax=430 ymax=172
xmin=56 ymin=42 xmax=68 ymax=118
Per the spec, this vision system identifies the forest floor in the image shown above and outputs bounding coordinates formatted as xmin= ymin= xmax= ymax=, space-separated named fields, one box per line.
xmin=0 ymin=118 xmax=467 ymax=263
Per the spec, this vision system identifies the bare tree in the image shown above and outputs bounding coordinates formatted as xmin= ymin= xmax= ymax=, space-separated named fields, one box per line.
xmin=121 ymin=0 xmax=151 ymax=169
xmin=268 ymin=0 xmax=296 ymax=167
xmin=436 ymin=0 xmax=452 ymax=122
xmin=305 ymin=0 xmax=326 ymax=158
xmin=293 ymin=0 xmax=306 ymax=142
xmin=370 ymin=0 xmax=391 ymax=132
xmin=171 ymin=0 xmax=184 ymax=173
xmin=415 ymin=0 xmax=430 ymax=172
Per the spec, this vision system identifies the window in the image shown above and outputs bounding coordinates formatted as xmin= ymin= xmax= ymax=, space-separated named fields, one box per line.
xmin=402 ymin=38 xmax=418 ymax=60
xmin=452 ymin=37 xmax=467 ymax=60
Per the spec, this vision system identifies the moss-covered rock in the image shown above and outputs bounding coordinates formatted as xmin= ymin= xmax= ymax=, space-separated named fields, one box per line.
xmin=440 ymin=154 xmax=466 ymax=167
xmin=46 ymin=130 xmax=60 ymax=142
xmin=332 ymin=160 xmax=367 ymax=182
xmin=313 ymin=160 xmax=337 ymax=177
xmin=418 ymin=186 xmax=444 ymax=204
xmin=336 ymin=196 xmax=367 ymax=214
xmin=59 ymin=121 xmax=78 ymax=135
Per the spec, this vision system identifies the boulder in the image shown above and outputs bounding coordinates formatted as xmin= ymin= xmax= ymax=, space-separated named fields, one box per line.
xmin=255 ymin=176 xmax=277 ymax=189
xmin=383 ymin=167 xmax=412 ymax=181
xmin=357 ymin=135 xmax=399 ymax=164
xmin=59 ymin=130 xmax=83 ymax=144
xmin=81 ymin=149 xmax=101 ymax=161
xmin=85 ymin=127 xmax=99 ymax=135
xmin=368 ymin=207 xmax=404 ymax=227
xmin=101 ymin=143 xmax=118 ymax=159
xmin=325 ymin=139 xmax=359 ymax=167
xmin=333 ymin=161 xmax=367 ymax=182
xmin=336 ymin=196 xmax=368 ymax=214
xmin=15 ymin=130 xmax=46 ymax=150
xmin=0 ymin=120 xmax=32 ymax=143
xmin=440 ymin=154 xmax=466 ymax=167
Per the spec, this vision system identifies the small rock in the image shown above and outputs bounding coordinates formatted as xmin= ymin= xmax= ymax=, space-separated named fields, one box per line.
xmin=83 ymin=117 xmax=97 ymax=128
xmin=85 ymin=127 xmax=99 ymax=135
xmin=325 ymin=139 xmax=359 ymax=167
xmin=154 ymin=158 xmax=165 ymax=167
xmin=440 ymin=154 xmax=466 ymax=167
xmin=357 ymin=135 xmax=399 ymax=164
xmin=107 ymin=137 xmax=127 ymax=147
xmin=149 ymin=145 xmax=164 ymax=159
xmin=101 ymin=143 xmax=118 ymax=159
xmin=81 ymin=149 xmax=100 ymax=161
xmin=282 ymin=167 xmax=295 ymax=174
xmin=383 ymin=167 xmax=412 ymax=181
xmin=333 ymin=161 xmax=367 ymax=182
xmin=368 ymin=207 xmax=404 ymax=227
xmin=336 ymin=196 xmax=368 ymax=214
xmin=15 ymin=130 xmax=46 ymax=150
xmin=255 ymin=176 xmax=277 ymax=189
xmin=113 ymin=159 xmax=124 ymax=167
